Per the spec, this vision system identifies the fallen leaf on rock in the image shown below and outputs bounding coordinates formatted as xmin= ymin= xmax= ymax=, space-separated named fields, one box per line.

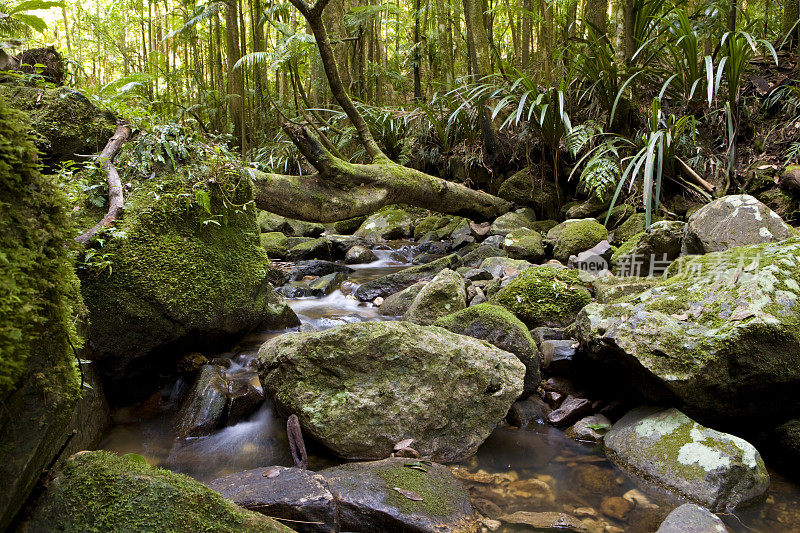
xmin=394 ymin=438 xmax=414 ymax=451
xmin=262 ymin=467 xmax=281 ymax=478
xmin=393 ymin=487 xmax=423 ymax=501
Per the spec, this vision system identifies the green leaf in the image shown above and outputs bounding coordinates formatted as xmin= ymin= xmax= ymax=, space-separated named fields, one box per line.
xmin=194 ymin=189 xmax=212 ymax=214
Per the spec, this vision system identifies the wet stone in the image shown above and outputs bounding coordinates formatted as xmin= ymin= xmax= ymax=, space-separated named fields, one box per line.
xmin=175 ymin=364 xmax=228 ymax=438
xmin=547 ymin=396 xmax=592 ymax=427
xmin=498 ymin=511 xmax=588 ymax=532
xmin=540 ymin=339 xmax=579 ymax=374
xmin=507 ymin=397 xmax=551 ymax=429
xmin=655 ymin=503 xmax=729 ymax=533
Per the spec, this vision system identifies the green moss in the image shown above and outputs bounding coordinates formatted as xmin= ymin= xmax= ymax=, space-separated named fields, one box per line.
xmin=21 ymin=451 xmax=292 ymax=532
xmin=0 ymin=94 xmax=85 ymax=529
xmin=414 ymin=215 xmax=450 ymax=239
xmin=611 ymin=231 xmax=645 ymax=265
xmin=259 ymin=231 xmax=288 ymax=258
xmin=491 ymin=266 xmax=591 ymax=326
xmin=547 ymin=219 xmax=608 ymax=262
xmin=375 ymin=463 xmax=459 ymax=517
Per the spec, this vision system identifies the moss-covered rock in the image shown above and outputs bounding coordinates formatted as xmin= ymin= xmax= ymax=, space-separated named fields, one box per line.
xmin=605 ymin=407 xmax=769 ymax=511
xmin=256 ymin=210 xmax=324 ymax=237
xmin=413 ymin=214 xmax=451 ymax=240
xmin=379 ymin=281 xmax=426 ymax=316
xmin=436 ymin=304 xmax=540 ymax=394
xmin=611 ymin=220 xmax=685 ymax=276
xmin=322 ymin=457 xmax=477 ymax=532
xmin=0 ymin=95 xmax=89 ymax=530
xmin=546 ymin=219 xmax=609 ymax=263
xmin=259 ymin=231 xmax=288 ymax=259
xmin=0 ymin=84 xmax=116 ymax=167
xmin=286 ymin=236 xmax=332 ymax=261
xmin=354 ymin=205 xmax=416 ymax=242
xmin=497 ymin=168 xmax=560 ymax=220
xmin=489 ymin=208 xmax=537 ymax=236
xmin=564 ymin=195 xmax=611 ymax=219
xmin=403 ymin=269 xmax=466 ymax=325
xmin=461 ymin=244 xmax=507 ymax=268
xmin=503 ymin=228 xmax=545 ymax=263
xmin=257 ymin=321 xmax=525 ymax=462
xmin=325 ymin=215 xmax=368 ymax=235
xmin=419 ymin=216 xmax=472 ymax=243
xmin=79 ymin=167 xmax=298 ymax=402
xmin=575 ymin=238 xmax=800 ymax=420
xmin=611 ymin=212 xmax=653 ymax=245
xmin=20 ymin=451 xmax=292 ymax=532
xmin=491 ymin=266 xmax=591 ymax=327
xmin=683 ymin=195 xmax=797 ymax=255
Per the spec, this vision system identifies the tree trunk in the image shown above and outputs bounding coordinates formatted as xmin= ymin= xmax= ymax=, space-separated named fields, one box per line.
xmin=413 ymin=0 xmax=422 ymax=101
xmin=225 ymin=0 xmax=245 ymax=148
xmin=584 ymin=0 xmax=608 ymax=34
xmin=783 ymin=0 xmax=799 ymax=47
xmin=255 ymin=0 xmax=511 ymax=222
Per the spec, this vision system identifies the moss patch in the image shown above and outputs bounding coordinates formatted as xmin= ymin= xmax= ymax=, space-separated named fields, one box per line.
xmin=491 ymin=266 xmax=591 ymax=327
xmin=375 ymin=464 xmax=459 ymax=517
xmin=20 ymin=451 xmax=292 ymax=532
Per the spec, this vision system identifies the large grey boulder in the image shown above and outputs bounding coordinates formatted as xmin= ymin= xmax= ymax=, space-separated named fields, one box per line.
xmin=435 ymin=303 xmax=540 ymax=394
xmin=322 ymin=458 xmax=477 ymax=533
xmin=656 ymin=503 xmax=729 ymax=533
xmin=605 ymin=407 xmax=769 ymax=512
xmin=575 ymin=238 xmax=800 ymax=420
xmin=503 ymin=228 xmax=546 ymax=263
xmin=257 ymin=321 xmax=525 ymax=462
xmin=403 ymin=269 xmax=466 ymax=325
xmin=380 ymin=282 xmax=426 ymax=316
xmin=682 ymin=194 xmax=796 ymax=255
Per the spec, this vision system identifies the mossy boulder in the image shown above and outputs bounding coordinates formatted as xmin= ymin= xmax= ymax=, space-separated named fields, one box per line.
xmin=605 ymin=407 xmax=769 ymax=511
xmin=257 ymin=210 xmax=324 ymax=237
xmin=611 ymin=220 xmax=685 ymax=276
xmin=480 ymin=256 xmax=533 ymax=278
xmin=0 ymin=95 xmax=88 ymax=530
xmin=79 ymin=169 xmax=299 ymax=402
xmin=546 ymin=219 xmax=609 ymax=263
xmin=489 ymin=208 xmax=537 ymax=236
xmin=575 ymin=238 xmax=800 ymax=420
xmin=379 ymin=281 xmax=426 ymax=316
xmin=0 ymin=84 xmax=116 ymax=167
xmin=322 ymin=458 xmax=477 ymax=532
xmin=256 ymin=321 xmax=525 ymax=462
xmin=682 ymin=195 xmax=796 ymax=255
xmin=414 ymin=214 xmax=451 ymax=240
xmin=610 ymin=212 xmax=657 ymax=245
xmin=461 ymin=244 xmax=507 ymax=268
xmin=491 ymin=266 xmax=591 ymax=327
xmin=325 ymin=215 xmax=368 ymax=235
xmin=436 ymin=304 xmax=540 ymax=394
xmin=354 ymin=205 xmax=416 ymax=242
xmin=564 ymin=195 xmax=610 ymax=219
xmin=259 ymin=231 xmax=288 ymax=259
xmin=19 ymin=451 xmax=292 ymax=532
xmin=286 ymin=236 xmax=332 ymax=261
xmin=403 ymin=269 xmax=466 ymax=325
xmin=497 ymin=168 xmax=560 ymax=220
xmin=503 ymin=228 xmax=545 ymax=263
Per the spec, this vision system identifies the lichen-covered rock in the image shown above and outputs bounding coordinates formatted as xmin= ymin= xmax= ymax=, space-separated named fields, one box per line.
xmin=546 ymin=219 xmax=609 ymax=264
xmin=655 ymin=503 xmax=729 ymax=533
xmin=611 ymin=220 xmax=685 ymax=276
xmin=322 ymin=457 xmax=477 ymax=533
xmin=354 ymin=205 xmax=416 ymax=242
xmin=435 ymin=304 xmax=540 ymax=394
xmin=503 ymin=228 xmax=545 ymax=262
xmin=0 ymin=84 xmax=116 ymax=167
xmin=260 ymin=231 xmax=288 ymax=259
xmin=682 ymin=195 xmax=796 ymax=255
xmin=380 ymin=282 xmax=427 ymax=316
xmin=496 ymin=168 xmax=559 ymax=220
xmin=79 ymin=168 xmax=299 ymax=402
xmin=19 ymin=451 xmax=292 ymax=533
xmin=354 ymin=253 xmax=462 ymax=301
xmin=209 ymin=466 xmax=337 ymax=533
xmin=489 ymin=208 xmax=537 ymax=236
xmin=479 ymin=256 xmax=533 ymax=278
xmin=575 ymin=238 xmax=800 ymax=420
xmin=491 ymin=266 xmax=591 ymax=327
xmin=257 ymin=321 xmax=525 ymax=462
xmin=404 ymin=269 xmax=466 ymax=325
xmin=0 ymin=95 xmax=88 ymax=530
xmin=605 ymin=407 xmax=769 ymax=511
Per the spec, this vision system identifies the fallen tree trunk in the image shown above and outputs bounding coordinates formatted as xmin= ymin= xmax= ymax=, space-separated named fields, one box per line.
xmin=251 ymin=0 xmax=510 ymax=223
xmin=75 ymin=123 xmax=132 ymax=245
xmin=250 ymin=124 xmax=510 ymax=222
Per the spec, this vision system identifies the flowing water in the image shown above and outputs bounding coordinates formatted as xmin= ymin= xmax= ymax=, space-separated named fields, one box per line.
xmin=99 ymin=244 xmax=800 ymax=532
